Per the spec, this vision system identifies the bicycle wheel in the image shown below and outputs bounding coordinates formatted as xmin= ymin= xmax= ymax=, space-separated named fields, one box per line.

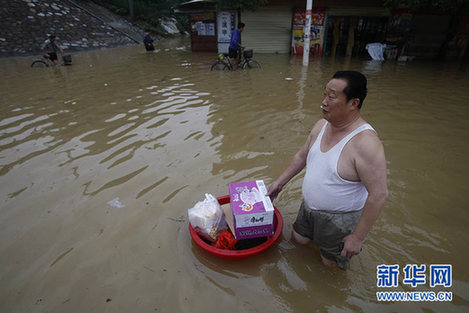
xmin=210 ymin=60 xmax=230 ymax=71
xmin=31 ymin=60 xmax=49 ymax=68
xmin=242 ymin=59 xmax=261 ymax=70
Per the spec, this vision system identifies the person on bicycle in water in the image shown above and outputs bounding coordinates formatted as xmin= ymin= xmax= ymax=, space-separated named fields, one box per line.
xmin=42 ymin=35 xmax=63 ymax=65
xmin=229 ymin=23 xmax=245 ymax=69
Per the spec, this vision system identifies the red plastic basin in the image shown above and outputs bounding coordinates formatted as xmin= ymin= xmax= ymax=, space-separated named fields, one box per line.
xmin=189 ymin=194 xmax=283 ymax=259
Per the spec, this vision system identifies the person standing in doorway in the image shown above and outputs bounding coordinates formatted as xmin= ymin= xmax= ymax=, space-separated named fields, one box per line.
xmin=267 ymin=71 xmax=388 ymax=270
xmin=229 ymin=22 xmax=245 ymax=69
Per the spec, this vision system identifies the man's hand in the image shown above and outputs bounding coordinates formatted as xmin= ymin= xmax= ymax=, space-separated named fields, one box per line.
xmin=340 ymin=233 xmax=363 ymax=258
xmin=266 ymin=181 xmax=283 ymax=201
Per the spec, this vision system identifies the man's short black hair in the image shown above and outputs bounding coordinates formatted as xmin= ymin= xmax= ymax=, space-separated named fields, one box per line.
xmin=332 ymin=70 xmax=367 ymax=109
xmin=49 ymin=35 xmax=56 ymax=39
xmin=238 ymin=22 xmax=245 ymax=29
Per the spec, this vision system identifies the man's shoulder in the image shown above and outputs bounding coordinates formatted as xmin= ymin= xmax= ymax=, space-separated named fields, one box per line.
xmin=356 ymin=122 xmax=379 ymax=140
xmin=312 ymin=118 xmax=327 ymax=132
xmin=313 ymin=118 xmax=327 ymax=128
xmin=348 ymin=123 xmax=386 ymax=176
xmin=307 ymin=119 xmax=327 ymax=143
xmin=350 ymin=125 xmax=383 ymax=155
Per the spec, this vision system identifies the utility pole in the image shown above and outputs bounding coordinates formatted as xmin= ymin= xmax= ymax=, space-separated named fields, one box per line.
xmin=302 ymin=0 xmax=312 ymax=66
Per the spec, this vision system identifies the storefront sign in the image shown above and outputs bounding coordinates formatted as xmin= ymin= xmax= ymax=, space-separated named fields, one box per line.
xmin=217 ymin=11 xmax=234 ymax=53
xmin=292 ymin=8 xmax=325 ymax=56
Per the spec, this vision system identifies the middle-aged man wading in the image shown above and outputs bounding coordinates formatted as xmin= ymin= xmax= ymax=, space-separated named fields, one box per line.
xmin=267 ymin=70 xmax=388 ymax=270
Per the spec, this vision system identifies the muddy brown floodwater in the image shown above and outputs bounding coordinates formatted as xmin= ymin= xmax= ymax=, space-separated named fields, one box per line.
xmin=1 ymin=37 xmax=468 ymax=313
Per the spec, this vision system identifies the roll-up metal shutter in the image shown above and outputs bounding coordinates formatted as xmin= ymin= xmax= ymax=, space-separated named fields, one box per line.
xmin=241 ymin=7 xmax=292 ymax=54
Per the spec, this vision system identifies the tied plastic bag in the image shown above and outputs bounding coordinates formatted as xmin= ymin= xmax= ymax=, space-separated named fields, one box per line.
xmin=188 ymin=194 xmax=228 ymax=243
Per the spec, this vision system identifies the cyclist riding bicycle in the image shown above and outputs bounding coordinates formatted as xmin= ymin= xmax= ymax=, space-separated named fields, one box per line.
xmin=42 ymin=35 xmax=63 ymax=65
xmin=229 ymin=23 xmax=245 ymax=70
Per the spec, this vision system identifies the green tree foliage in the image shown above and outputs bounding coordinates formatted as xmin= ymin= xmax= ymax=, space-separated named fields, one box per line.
xmin=95 ymin=0 xmax=183 ymax=17
xmin=93 ymin=0 xmax=188 ymax=34
xmin=382 ymin=0 xmax=469 ymax=13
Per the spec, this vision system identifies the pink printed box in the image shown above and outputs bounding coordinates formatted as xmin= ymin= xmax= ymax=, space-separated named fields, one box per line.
xmin=228 ymin=180 xmax=274 ymax=240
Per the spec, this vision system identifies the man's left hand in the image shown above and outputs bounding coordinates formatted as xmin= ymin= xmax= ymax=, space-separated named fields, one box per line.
xmin=340 ymin=233 xmax=363 ymax=258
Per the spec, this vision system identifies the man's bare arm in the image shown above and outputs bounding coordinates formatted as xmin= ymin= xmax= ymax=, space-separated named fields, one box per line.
xmin=341 ymin=132 xmax=388 ymax=257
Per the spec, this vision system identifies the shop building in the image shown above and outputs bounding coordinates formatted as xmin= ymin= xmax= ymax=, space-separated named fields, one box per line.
xmin=176 ymin=0 xmax=468 ymax=60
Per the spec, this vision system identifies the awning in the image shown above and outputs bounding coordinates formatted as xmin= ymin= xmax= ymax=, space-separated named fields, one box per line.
xmin=175 ymin=0 xmax=216 ymax=13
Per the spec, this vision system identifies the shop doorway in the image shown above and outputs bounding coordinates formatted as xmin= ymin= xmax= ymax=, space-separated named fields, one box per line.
xmin=325 ymin=16 xmax=389 ymax=57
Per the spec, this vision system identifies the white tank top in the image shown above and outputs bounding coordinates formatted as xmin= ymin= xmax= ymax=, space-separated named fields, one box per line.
xmin=302 ymin=121 xmax=375 ymax=212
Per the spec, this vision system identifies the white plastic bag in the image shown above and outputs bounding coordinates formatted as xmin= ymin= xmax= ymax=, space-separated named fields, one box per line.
xmin=188 ymin=193 xmax=227 ymax=242
xmin=365 ymin=42 xmax=384 ymax=61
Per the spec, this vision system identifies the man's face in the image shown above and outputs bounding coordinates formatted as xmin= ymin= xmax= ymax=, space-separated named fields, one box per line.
xmin=321 ymin=78 xmax=352 ymax=122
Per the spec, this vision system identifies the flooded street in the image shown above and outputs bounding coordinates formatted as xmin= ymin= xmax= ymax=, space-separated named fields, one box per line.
xmin=1 ymin=37 xmax=468 ymax=312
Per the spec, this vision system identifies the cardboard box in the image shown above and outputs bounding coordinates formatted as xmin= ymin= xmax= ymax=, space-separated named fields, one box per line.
xmin=228 ymin=180 xmax=274 ymax=240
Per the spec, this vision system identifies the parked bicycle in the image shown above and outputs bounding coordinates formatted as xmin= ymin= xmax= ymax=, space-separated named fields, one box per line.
xmin=211 ymin=48 xmax=261 ymax=71
xmin=31 ymin=54 xmax=72 ymax=67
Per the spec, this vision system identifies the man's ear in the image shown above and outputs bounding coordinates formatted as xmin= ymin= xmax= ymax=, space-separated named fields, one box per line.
xmin=350 ymin=98 xmax=360 ymax=109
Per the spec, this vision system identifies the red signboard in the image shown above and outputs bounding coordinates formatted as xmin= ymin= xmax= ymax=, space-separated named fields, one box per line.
xmin=292 ymin=8 xmax=325 ymax=56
